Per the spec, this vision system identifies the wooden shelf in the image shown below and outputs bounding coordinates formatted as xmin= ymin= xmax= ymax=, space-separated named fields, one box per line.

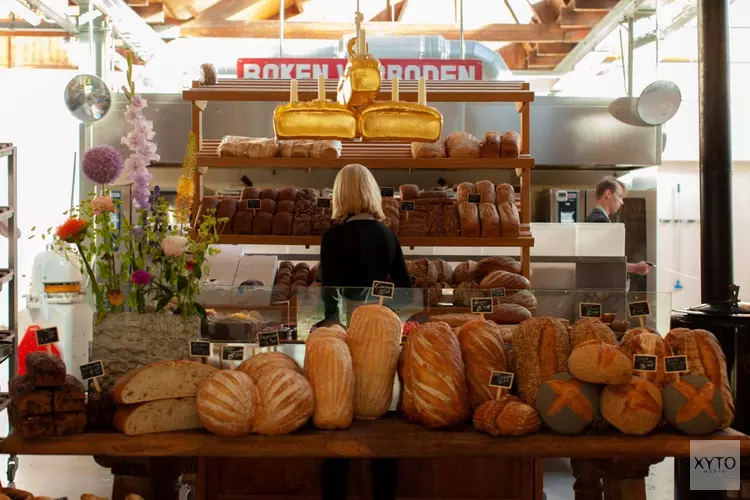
xmin=1 ymin=417 xmax=746 ymax=459
xmin=198 ymin=140 xmax=534 ymax=170
xmin=184 ymin=79 xmax=534 ymax=104
xmin=218 ymin=235 xmax=534 ymax=247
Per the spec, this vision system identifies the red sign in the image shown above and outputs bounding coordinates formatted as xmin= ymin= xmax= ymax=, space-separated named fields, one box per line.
xmin=18 ymin=325 xmax=61 ymax=375
xmin=237 ymin=58 xmax=482 ymax=81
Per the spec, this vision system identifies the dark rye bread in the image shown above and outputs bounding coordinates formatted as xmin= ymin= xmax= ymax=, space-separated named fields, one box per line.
xmin=9 ymin=375 xmax=52 ymax=416
xmin=25 ymin=352 xmax=66 ymax=387
xmin=53 ymin=375 xmax=86 ymax=412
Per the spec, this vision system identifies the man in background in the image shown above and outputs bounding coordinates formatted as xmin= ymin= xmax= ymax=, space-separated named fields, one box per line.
xmin=586 ymin=176 xmax=650 ymax=276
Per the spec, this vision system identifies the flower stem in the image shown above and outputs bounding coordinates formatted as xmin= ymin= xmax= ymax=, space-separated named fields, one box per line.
xmin=76 ymin=242 xmax=105 ymax=312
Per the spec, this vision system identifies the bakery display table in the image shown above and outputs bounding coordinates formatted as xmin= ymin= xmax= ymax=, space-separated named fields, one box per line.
xmin=1 ymin=418 xmax=748 ymax=500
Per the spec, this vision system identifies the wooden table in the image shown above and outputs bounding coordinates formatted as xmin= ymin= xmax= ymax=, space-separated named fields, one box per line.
xmin=1 ymin=418 xmax=748 ymax=500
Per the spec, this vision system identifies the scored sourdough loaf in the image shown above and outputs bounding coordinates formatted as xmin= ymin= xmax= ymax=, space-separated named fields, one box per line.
xmin=253 ymin=369 xmax=314 ymax=435
xmin=513 ymin=318 xmax=571 ymax=406
xmin=112 ymin=360 xmax=218 ymax=405
xmin=113 ymin=397 xmax=203 ymax=435
xmin=665 ymin=328 xmax=734 ymax=429
xmin=536 ymin=372 xmax=599 ymax=435
xmin=663 ymin=375 xmax=724 ymax=435
xmin=601 ymin=377 xmax=662 ymax=435
xmin=568 ymin=340 xmax=633 ymax=385
xmin=457 ymin=320 xmax=507 ymax=410
xmin=487 ymin=304 xmax=532 ymax=325
xmin=400 ymin=322 xmax=470 ymax=428
xmin=570 ymin=318 xmax=617 ymax=347
xmin=473 ymin=395 xmax=540 ymax=436
xmin=430 ymin=313 xmax=480 ymax=328
xmin=471 ymin=256 xmax=522 ymax=282
xmin=197 ymin=370 xmax=257 ymax=437
xmin=620 ymin=330 xmax=678 ymax=390
xmin=479 ymin=270 xmax=531 ymax=291
xmin=347 ymin=305 xmax=402 ymax=419
xmin=237 ymin=352 xmax=303 ymax=383
xmin=306 ymin=325 xmax=347 ymax=344
xmin=304 ymin=336 xmax=354 ymax=430
xmin=496 ymin=290 xmax=537 ymax=309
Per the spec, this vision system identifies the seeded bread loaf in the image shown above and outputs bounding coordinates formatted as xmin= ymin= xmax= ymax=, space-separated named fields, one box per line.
xmin=513 ymin=318 xmax=571 ymax=406
xmin=571 ymin=318 xmax=617 ymax=347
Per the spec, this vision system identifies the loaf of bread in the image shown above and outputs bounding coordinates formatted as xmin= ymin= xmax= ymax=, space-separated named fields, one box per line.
xmin=496 ymin=289 xmax=537 ymax=309
xmin=0 ymin=487 xmax=35 ymax=500
xmin=240 ymin=187 xmax=260 ymax=201
xmin=479 ymin=270 xmax=531 ymax=291
xmin=536 ymin=372 xmax=598 ymax=435
xmin=400 ymin=322 xmax=470 ymax=428
xmin=258 ymin=198 xmax=275 ymax=215
xmin=473 ymin=396 xmax=540 ymax=436
xmin=25 ymin=352 xmax=66 ymax=387
xmin=279 ymin=139 xmax=342 ymax=159
xmin=406 ymin=258 xmax=438 ymax=288
xmin=411 ymin=142 xmax=446 ymax=158
xmin=496 ymin=184 xmax=515 ymax=204
xmin=277 ymin=187 xmax=298 ymax=203
xmin=252 ymin=212 xmax=273 ymax=235
xmin=304 ymin=336 xmax=354 ymax=430
xmin=216 ymin=198 xmax=238 ymax=234
xmin=487 ymin=304 xmax=532 ymax=325
xmin=456 ymin=182 xmax=476 ymax=205
xmin=54 ymin=410 xmax=86 ymax=436
xmin=665 ymin=328 xmax=734 ymax=429
xmin=513 ymin=318 xmax=571 ymax=406
xmin=53 ymin=375 xmax=86 ymax=412
xmin=430 ymin=313 xmax=480 ymax=327
xmin=259 ymin=188 xmax=279 ymax=201
xmin=10 ymin=406 xmax=53 ymax=438
xmin=194 ymin=197 xmax=221 ymax=231
xmin=443 ymin=205 xmax=460 ymax=237
xmin=478 ymin=203 xmax=500 ymax=237
xmin=112 ymin=360 xmax=217 ymax=405
xmin=275 ymin=200 xmax=295 ymax=214
xmin=452 ymin=282 xmax=484 ymax=307
xmin=458 ymin=202 xmax=480 ymax=238
xmin=498 ymin=202 xmax=521 ymax=238
xmin=458 ymin=320 xmax=507 ymax=410
xmin=399 ymin=184 xmax=420 ymax=201
xmin=347 ymin=305 xmax=402 ymax=420
xmin=663 ymin=375 xmax=724 ymax=435
xmin=232 ymin=211 xmax=253 ymax=234
xmin=197 ymin=370 xmax=257 ymax=437
xmin=476 ymin=181 xmax=496 ymax=204
xmin=217 ymin=136 xmax=249 ymax=157
xmin=620 ymin=330 xmax=678 ymax=390
xmin=471 ymin=257 xmax=521 ymax=282
xmin=569 ymin=340 xmax=633 ymax=384
xmin=271 ymin=212 xmax=293 ymax=235
xmin=601 ymin=378 xmax=662 ymax=435
xmin=237 ymin=352 xmax=302 ymax=383
xmin=571 ymin=318 xmax=617 ymax=347
xmin=501 ymin=131 xmax=521 ymax=158
xmin=433 ymin=259 xmax=452 ymax=284
xmin=9 ymin=376 xmax=51 ymax=416
xmin=246 ymin=138 xmax=279 ymax=158
xmin=114 ymin=397 xmax=203 ymax=435
xmin=452 ymin=260 xmax=476 ymax=284
xmin=253 ymin=369 xmax=314 ymax=435
xmin=445 ymin=132 xmax=480 ymax=158
xmin=479 ymin=132 xmax=501 ymax=158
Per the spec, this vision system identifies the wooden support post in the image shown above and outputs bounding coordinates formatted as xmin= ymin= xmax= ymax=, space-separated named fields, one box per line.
xmin=599 ymin=458 xmax=663 ymax=500
xmin=191 ymin=82 xmax=204 ymax=225
xmin=571 ymin=459 xmax=604 ymax=500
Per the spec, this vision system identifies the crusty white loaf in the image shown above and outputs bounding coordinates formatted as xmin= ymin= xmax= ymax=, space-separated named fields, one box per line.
xmin=196 ymin=370 xmax=257 ymax=437
xmin=411 ymin=141 xmax=446 ymax=158
xmin=304 ymin=337 xmax=354 ymax=430
xmin=601 ymin=378 xmax=662 ymax=435
xmin=112 ymin=361 xmax=217 ymax=405
xmin=473 ymin=395 xmax=540 ymax=436
xmin=113 ymin=397 xmax=203 ymax=435
xmin=568 ymin=340 xmax=633 ymax=385
xmin=253 ymin=369 xmax=314 ymax=435
xmin=620 ymin=330 xmax=678 ymax=390
xmin=496 ymin=183 xmax=516 ymax=204
xmin=237 ymin=352 xmax=303 ymax=384
xmin=570 ymin=318 xmax=617 ymax=347
xmin=400 ymin=322 xmax=470 ymax=428
xmin=458 ymin=320 xmax=507 ymax=410
xmin=445 ymin=132 xmax=480 ymax=158
xmin=346 ymin=305 xmax=402 ymax=419
xmin=498 ymin=202 xmax=521 ymax=238
xmin=306 ymin=325 xmax=347 ymax=344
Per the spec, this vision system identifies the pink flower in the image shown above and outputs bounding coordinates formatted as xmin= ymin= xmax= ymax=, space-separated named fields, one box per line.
xmin=130 ymin=94 xmax=146 ymax=111
xmin=130 ymin=269 xmax=152 ymax=286
xmin=161 ymin=235 xmax=188 ymax=257
xmin=91 ymin=196 xmax=114 ymax=215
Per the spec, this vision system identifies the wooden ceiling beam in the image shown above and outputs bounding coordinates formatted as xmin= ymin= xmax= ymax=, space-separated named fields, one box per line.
xmin=499 ymin=43 xmax=527 ymax=70
xmin=180 ymin=20 xmax=590 ymax=42
xmin=559 ymin=6 xmax=606 ymax=27
xmin=526 ymin=0 xmax=559 ymax=24
xmin=193 ymin=0 xmax=296 ymax=22
xmin=132 ymin=3 xmax=166 ymax=23
xmin=572 ymin=0 xmax=618 ymax=10
xmin=536 ymin=42 xmax=574 ymax=54
xmin=528 ymin=51 xmax=565 ymax=67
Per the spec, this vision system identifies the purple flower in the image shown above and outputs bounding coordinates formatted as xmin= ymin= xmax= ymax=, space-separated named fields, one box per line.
xmin=132 ymin=225 xmax=143 ymax=237
xmin=130 ymin=269 xmax=152 ymax=286
xmin=82 ymin=145 xmax=123 ymax=185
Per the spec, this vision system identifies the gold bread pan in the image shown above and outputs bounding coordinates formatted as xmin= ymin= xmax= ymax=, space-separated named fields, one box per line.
xmin=359 ymin=101 xmax=443 ymax=142
xmin=274 ymin=101 xmax=357 ymax=140
xmin=337 ymin=54 xmax=382 ymax=108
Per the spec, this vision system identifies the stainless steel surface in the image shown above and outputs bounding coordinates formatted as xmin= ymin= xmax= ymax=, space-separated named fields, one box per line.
xmin=536 ymin=189 xmax=586 ymax=223
xmin=7 ymin=146 xmax=16 ymax=383
xmin=64 ymin=74 xmax=112 ymax=122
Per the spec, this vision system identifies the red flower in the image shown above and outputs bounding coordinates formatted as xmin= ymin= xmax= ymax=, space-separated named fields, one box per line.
xmin=55 ymin=218 xmax=88 ymax=243
xmin=186 ymin=260 xmax=196 ymax=272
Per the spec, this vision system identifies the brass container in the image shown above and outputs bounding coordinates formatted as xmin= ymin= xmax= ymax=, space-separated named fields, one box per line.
xmin=274 ymin=100 xmax=358 ymax=140
xmin=359 ymin=101 xmax=443 ymax=142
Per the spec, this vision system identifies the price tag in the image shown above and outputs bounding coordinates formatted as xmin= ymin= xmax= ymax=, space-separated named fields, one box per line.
xmin=633 ymin=354 xmax=657 ymax=372
xmin=52 ymin=497 xmax=69 ymax=500
xmin=628 ymin=301 xmax=651 ymax=318
xmin=665 ymin=355 xmax=689 ymax=374
xmin=316 ymin=198 xmax=331 ymax=209
xmin=409 ymin=274 xmax=417 ymax=287
xmin=471 ymin=297 xmax=494 ymax=314
xmin=489 ymin=371 xmax=514 ymax=389
xmin=246 ymin=199 xmax=261 ymax=210
xmin=579 ymin=303 xmax=602 ymax=318
xmin=372 ymin=280 xmax=395 ymax=299
xmin=491 ymin=288 xmax=506 ymax=298
xmin=400 ymin=201 xmax=415 ymax=212
xmin=221 ymin=345 xmax=245 ymax=361
xmin=36 ymin=326 xmax=59 ymax=346
xmin=258 ymin=330 xmax=280 ymax=348
xmin=503 ymin=342 xmax=512 ymax=351
xmin=467 ymin=193 xmax=482 ymax=204
xmin=79 ymin=360 xmax=104 ymax=380
xmin=190 ymin=340 xmax=211 ymax=357
xmin=381 ymin=187 xmax=395 ymax=197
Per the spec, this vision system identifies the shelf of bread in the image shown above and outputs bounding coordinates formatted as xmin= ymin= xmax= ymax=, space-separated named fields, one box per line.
xmin=185 ymin=79 xmax=534 ymax=104
xmin=218 ymin=234 xmax=534 ymax=247
xmin=198 ymin=140 xmax=534 ymax=170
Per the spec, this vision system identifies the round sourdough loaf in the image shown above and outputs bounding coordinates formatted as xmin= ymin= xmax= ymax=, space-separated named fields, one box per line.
xmin=253 ymin=369 xmax=314 ymax=435
xmin=663 ymin=375 xmax=723 ymax=435
xmin=237 ymin=352 xmax=302 ymax=384
xmin=536 ymin=372 xmax=598 ymax=435
xmin=197 ymin=370 xmax=257 ymax=437
xmin=620 ymin=330 xmax=678 ymax=390
xmin=479 ymin=270 xmax=530 ymax=291
xmin=601 ymin=378 xmax=662 ymax=435
xmin=570 ymin=318 xmax=617 ymax=347
xmin=568 ymin=340 xmax=633 ymax=385
xmin=473 ymin=396 xmax=540 ymax=436
xmin=304 ymin=337 xmax=354 ymax=430
xmin=457 ymin=320 xmax=507 ymax=410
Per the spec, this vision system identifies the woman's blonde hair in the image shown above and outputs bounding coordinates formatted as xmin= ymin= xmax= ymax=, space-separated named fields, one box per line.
xmin=332 ymin=163 xmax=385 ymax=220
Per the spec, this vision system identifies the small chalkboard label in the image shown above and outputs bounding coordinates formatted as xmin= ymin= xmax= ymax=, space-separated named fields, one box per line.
xmin=579 ymin=303 xmax=602 ymax=318
xmin=372 ymin=280 xmax=395 ymax=299
xmin=503 ymin=343 xmax=512 ymax=351
xmin=633 ymin=354 xmax=658 ymax=372
xmin=491 ymin=288 xmax=506 ymax=298
xmin=489 ymin=371 xmax=514 ymax=389
xmin=221 ymin=345 xmax=245 ymax=361
xmin=190 ymin=340 xmax=211 ymax=357
xmin=400 ymin=201 xmax=415 ymax=212
xmin=628 ymin=301 xmax=651 ymax=318
xmin=52 ymin=497 xmax=69 ymax=500
xmin=258 ymin=330 xmax=280 ymax=347
xmin=80 ymin=360 xmax=104 ymax=380
xmin=467 ymin=193 xmax=482 ymax=204
xmin=409 ymin=274 xmax=416 ymax=287
xmin=36 ymin=326 xmax=59 ymax=346
xmin=316 ymin=198 xmax=331 ymax=209
xmin=381 ymin=187 xmax=395 ymax=197
xmin=471 ymin=297 xmax=494 ymax=314
xmin=246 ymin=199 xmax=261 ymax=210
xmin=665 ymin=355 xmax=689 ymax=374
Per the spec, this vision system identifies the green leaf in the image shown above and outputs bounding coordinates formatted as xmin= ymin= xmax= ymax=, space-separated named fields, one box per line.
xmin=177 ymin=276 xmax=188 ymax=292
xmin=194 ymin=302 xmax=207 ymax=321
xmin=192 ymin=264 xmax=202 ymax=280
xmin=156 ymin=294 xmax=173 ymax=312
